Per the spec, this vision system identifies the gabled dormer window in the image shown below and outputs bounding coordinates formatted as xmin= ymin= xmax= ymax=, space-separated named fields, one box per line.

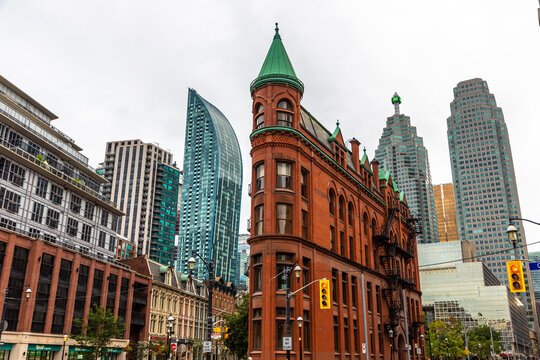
xmin=255 ymin=103 xmax=265 ymax=129
xmin=277 ymin=100 xmax=293 ymax=127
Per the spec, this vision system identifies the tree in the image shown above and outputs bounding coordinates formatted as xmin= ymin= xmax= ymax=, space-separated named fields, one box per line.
xmin=223 ymin=294 xmax=248 ymax=359
xmin=71 ymin=304 xmax=126 ymax=360
xmin=429 ymin=318 xmax=466 ymax=359
xmin=468 ymin=325 xmax=502 ymax=359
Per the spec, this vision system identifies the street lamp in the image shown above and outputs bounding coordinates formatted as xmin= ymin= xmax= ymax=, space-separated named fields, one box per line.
xmin=297 ymin=315 xmax=303 ymax=360
xmin=425 ymin=327 xmax=433 ymax=360
xmin=189 ymin=252 xmax=214 ymax=360
xmin=389 ymin=329 xmax=394 ymax=360
xmin=25 ymin=288 xmax=31 ymax=301
xmin=62 ymin=334 xmax=68 ymax=360
xmin=167 ymin=314 xmax=174 ymax=360
xmin=284 ymin=264 xmax=301 ymax=360
xmin=445 ymin=337 xmax=449 ymax=360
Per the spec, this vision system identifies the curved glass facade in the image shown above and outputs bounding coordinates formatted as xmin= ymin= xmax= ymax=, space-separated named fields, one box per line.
xmin=177 ymin=89 xmax=242 ymax=284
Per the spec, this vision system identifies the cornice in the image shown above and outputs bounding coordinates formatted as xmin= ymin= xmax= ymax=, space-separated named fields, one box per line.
xmin=251 ymin=127 xmax=385 ymax=206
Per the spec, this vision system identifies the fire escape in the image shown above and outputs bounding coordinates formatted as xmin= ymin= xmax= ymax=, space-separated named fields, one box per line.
xmin=373 ymin=208 xmax=418 ymax=329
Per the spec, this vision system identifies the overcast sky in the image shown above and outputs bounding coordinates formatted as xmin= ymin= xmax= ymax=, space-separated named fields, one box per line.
xmin=1 ymin=1 xmax=539 ymax=251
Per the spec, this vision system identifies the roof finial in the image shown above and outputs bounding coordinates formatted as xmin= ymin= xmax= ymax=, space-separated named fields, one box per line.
xmin=336 ymin=119 xmax=340 ymax=126
xmin=363 ymin=147 xmax=367 ymax=153
xmin=391 ymin=92 xmax=401 ymax=115
xmin=274 ymin=22 xmax=281 ymax=39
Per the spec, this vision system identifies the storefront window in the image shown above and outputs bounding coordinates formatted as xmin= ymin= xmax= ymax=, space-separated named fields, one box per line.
xmin=27 ymin=350 xmax=54 ymax=360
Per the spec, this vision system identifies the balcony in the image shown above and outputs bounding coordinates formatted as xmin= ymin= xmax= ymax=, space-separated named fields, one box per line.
xmin=0 ymin=140 xmax=121 ymax=213
xmin=247 ymin=183 xmax=252 ymax=197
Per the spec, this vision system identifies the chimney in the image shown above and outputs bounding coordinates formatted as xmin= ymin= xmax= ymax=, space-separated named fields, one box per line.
xmin=350 ymin=138 xmax=360 ymax=171
xmin=371 ymin=160 xmax=380 ymax=190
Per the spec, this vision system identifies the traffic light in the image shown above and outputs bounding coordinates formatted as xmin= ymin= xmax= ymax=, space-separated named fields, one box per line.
xmin=507 ymin=260 xmax=525 ymax=293
xmin=319 ymin=279 xmax=331 ymax=309
xmin=224 ymin=327 xmax=230 ymax=339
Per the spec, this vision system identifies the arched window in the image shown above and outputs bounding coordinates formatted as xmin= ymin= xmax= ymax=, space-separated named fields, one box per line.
xmin=348 ymin=202 xmax=354 ymax=225
xmin=255 ymin=103 xmax=264 ymax=129
xmin=338 ymin=196 xmax=345 ymax=221
xmin=277 ymin=100 xmax=294 ymax=127
xmin=329 ymin=189 xmax=336 ymax=216
xmin=363 ymin=213 xmax=369 ymax=235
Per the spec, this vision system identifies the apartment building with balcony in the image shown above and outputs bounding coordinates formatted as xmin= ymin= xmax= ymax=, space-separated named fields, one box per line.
xmin=0 ymin=75 xmax=123 ymax=262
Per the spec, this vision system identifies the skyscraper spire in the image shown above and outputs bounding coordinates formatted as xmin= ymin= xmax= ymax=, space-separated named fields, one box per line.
xmin=391 ymin=92 xmax=401 ymax=115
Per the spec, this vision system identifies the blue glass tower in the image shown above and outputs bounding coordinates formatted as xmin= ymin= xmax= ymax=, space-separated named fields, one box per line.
xmin=177 ymin=89 xmax=242 ymax=284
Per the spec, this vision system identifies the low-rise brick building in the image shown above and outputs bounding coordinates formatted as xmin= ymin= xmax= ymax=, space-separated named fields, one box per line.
xmin=0 ymin=229 xmax=151 ymax=360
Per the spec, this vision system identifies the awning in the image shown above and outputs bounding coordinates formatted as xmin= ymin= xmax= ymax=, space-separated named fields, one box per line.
xmin=0 ymin=344 xmax=12 ymax=351
xmin=28 ymin=344 xmax=61 ymax=351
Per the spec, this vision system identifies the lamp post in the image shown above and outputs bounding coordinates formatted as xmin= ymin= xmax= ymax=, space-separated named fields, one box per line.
xmin=426 ymin=327 xmax=433 ymax=360
xmin=389 ymin=329 xmax=394 ymax=360
xmin=167 ymin=314 xmax=174 ymax=360
xmin=189 ymin=253 xmax=214 ymax=360
xmin=25 ymin=288 xmax=31 ymax=301
xmin=62 ymin=334 xmax=68 ymax=360
xmin=445 ymin=337 xmax=449 ymax=360
xmin=297 ymin=316 xmax=303 ymax=360
xmin=285 ymin=264 xmax=301 ymax=360
xmin=420 ymin=334 xmax=424 ymax=360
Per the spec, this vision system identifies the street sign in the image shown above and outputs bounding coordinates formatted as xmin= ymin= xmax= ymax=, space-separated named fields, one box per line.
xmin=464 ymin=349 xmax=470 ymax=355
xmin=362 ymin=343 xmax=366 ymax=354
xmin=202 ymin=341 xmax=212 ymax=353
xmin=283 ymin=337 xmax=292 ymax=350
xmin=171 ymin=343 xmax=177 ymax=352
xmin=529 ymin=262 xmax=540 ymax=271
xmin=211 ymin=333 xmax=222 ymax=340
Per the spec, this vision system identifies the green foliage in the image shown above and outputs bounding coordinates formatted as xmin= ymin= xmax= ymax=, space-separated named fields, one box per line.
xmin=428 ymin=319 xmax=466 ymax=359
xmin=126 ymin=341 xmax=153 ymax=360
xmin=71 ymin=304 xmax=126 ymax=360
xmin=223 ymin=294 xmax=248 ymax=359
xmin=467 ymin=325 xmax=502 ymax=359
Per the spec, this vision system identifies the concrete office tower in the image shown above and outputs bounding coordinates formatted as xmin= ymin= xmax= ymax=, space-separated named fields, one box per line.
xmin=418 ymin=241 xmax=532 ymax=357
xmin=375 ymin=93 xmax=439 ymax=243
xmin=434 ymin=183 xmax=459 ymax=242
xmin=447 ymin=78 xmax=538 ymax=333
xmin=0 ymin=75 xmax=122 ymax=260
xmin=102 ymin=140 xmax=180 ymax=265
xmin=177 ymin=89 xmax=242 ymax=284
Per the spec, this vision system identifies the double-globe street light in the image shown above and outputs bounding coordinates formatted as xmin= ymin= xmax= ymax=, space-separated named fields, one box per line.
xmin=279 ymin=263 xmax=326 ymax=360
xmin=188 ymin=253 xmax=213 ymax=360
xmin=167 ymin=314 xmax=174 ymax=360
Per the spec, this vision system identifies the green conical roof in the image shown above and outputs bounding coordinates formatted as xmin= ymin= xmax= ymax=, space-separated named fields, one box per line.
xmin=250 ymin=23 xmax=304 ymax=94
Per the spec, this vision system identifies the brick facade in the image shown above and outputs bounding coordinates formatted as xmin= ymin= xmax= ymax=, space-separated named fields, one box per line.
xmin=247 ymin=27 xmax=424 ymax=360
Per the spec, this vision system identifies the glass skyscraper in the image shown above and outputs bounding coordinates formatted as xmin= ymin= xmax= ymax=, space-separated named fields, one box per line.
xmin=447 ymin=78 xmax=538 ymax=331
xmin=177 ymin=89 xmax=242 ymax=284
xmin=375 ymin=93 xmax=439 ymax=243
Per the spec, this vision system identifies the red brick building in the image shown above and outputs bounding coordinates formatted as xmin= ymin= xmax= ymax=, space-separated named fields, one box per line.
xmin=0 ymin=229 xmax=151 ymax=360
xmin=247 ymin=25 xmax=424 ymax=360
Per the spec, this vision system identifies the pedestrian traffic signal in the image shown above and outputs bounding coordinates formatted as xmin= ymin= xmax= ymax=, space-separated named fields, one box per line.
xmin=507 ymin=260 xmax=525 ymax=293
xmin=319 ymin=279 xmax=331 ymax=309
